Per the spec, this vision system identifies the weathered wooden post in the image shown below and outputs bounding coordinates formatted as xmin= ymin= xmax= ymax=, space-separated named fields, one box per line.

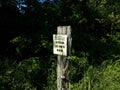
xmin=53 ymin=26 xmax=72 ymax=90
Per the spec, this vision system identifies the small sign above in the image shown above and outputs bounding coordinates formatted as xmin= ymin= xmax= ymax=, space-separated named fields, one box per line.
xmin=53 ymin=34 xmax=67 ymax=56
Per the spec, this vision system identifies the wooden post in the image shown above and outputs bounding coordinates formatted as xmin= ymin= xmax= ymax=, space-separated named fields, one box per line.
xmin=57 ymin=26 xmax=72 ymax=90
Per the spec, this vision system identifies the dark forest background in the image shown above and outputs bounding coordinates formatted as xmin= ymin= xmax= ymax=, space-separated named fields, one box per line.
xmin=0 ymin=0 xmax=120 ymax=89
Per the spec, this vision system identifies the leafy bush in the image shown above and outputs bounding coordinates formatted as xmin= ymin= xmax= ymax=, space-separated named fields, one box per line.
xmin=71 ymin=59 xmax=120 ymax=90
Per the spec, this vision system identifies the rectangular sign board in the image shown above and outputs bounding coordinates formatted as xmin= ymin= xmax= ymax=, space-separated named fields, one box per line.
xmin=53 ymin=34 xmax=67 ymax=56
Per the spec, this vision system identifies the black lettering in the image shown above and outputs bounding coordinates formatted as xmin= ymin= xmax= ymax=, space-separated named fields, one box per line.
xmin=61 ymin=42 xmax=64 ymax=44
xmin=57 ymin=49 xmax=63 ymax=52
xmin=62 ymin=46 xmax=65 ymax=48
xmin=58 ymin=46 xmax=65 ymax=48
xmin=55 ymin=45 xmax=58 ymax=47
xmin=55 ymin=36 xmax=65 ymax=40
xmin=55 ymin=41 xmax=65 ymax=44
xmin=59 ymin=46 xmax=62 ymax=48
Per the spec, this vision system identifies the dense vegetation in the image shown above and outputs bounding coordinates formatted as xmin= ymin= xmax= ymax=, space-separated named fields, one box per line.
xmin=0 ymin=0 xmax=120 ymax=89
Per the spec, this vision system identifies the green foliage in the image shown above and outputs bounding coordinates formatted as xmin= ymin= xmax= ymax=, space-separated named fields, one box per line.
xmin=45 ymin=56 xmax=57 ymax=90
xmin=70 ymin=53 xmax=89 ymax=82
xmin=71 ymin=59 xmax=120 ymax=90
xmin=10 ymin=36 xmax=32 ymax=56
xmin=0 ymin=57 xmax=50 ymax=90
xmin=0 ymin=58 xmax=15 ymax=90
xmin=12 ymin=57 xmax=40 ymax=90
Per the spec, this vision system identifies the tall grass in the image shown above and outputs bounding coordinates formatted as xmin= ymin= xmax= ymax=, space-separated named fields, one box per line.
xmin=71 ymin=59 xmax=120 ymax=90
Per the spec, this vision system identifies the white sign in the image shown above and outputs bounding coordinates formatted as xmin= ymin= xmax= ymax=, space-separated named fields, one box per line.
xmin=53 ymin=34 xmax=67 ymax=56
